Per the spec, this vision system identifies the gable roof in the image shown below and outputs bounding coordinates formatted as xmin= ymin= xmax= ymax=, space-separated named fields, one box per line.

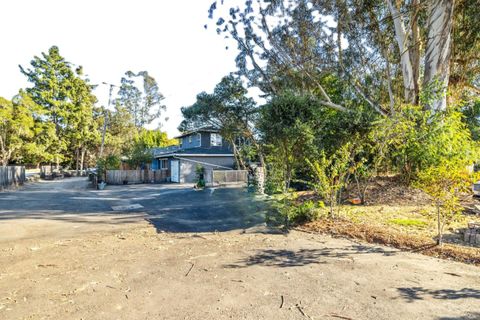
xmin=154 ymin=147 xmax=233 ymax=158
xmin=174 ymin=126 xmax=220 ymax=139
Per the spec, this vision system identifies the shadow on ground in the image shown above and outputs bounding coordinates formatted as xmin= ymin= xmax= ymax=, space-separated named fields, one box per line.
xmin=145 ymin=188 xmax=272 ymax=233
xmin=224 ymin=244 xmax=397 ymax=268
xmin=436 ymin=313 xmax=480 ymax=320
xmin=397 ymin=287 xmax=480 ymax=302
xmin=0 ymin=179 xmax=273 ymax=233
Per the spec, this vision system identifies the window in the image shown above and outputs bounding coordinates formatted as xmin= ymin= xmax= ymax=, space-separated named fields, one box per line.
xmin=197 ymin=133 xmax=202 ymax=147
xmin=188 ymin=135 xmax=192 ymax=143
xmin=159 ymin=159 xmax=168 ymax=170
xmin=210 ymin=133 xmax=222 ymax=146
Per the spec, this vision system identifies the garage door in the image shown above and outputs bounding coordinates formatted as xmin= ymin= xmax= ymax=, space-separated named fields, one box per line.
xmin=170 ymin=160 xmax=179 ymax=183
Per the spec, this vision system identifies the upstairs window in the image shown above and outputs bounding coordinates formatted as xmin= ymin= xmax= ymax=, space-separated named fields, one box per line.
xmin=210 ymin=133 xmax=222 ymax=146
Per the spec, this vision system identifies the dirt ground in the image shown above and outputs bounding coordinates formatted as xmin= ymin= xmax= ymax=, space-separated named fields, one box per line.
xmin=1 ymin=180 xmax=479 ymax=319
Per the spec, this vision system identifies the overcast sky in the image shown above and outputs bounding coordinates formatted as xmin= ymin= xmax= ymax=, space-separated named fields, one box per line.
xmin=0 ymin=0 xmax=240 ymax=137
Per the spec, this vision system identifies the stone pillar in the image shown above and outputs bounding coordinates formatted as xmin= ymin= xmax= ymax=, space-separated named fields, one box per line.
xmin=254 ymin=166 xmax=265 ymax=194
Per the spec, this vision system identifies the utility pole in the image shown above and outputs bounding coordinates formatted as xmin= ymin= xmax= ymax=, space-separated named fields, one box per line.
xmin=99 ymin=83 xmax=115 ymax=159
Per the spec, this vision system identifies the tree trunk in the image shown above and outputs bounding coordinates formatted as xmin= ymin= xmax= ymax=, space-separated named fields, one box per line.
xmin=231 ymin=141 xmax=245 ymax=170
xmin=75 ymin=148 xmax=80 ymax=176
xmin=436 ymin=204 xmax=443 ymax=246
xmin=423 ymin=0 xmax=455 ymax=111
xmin=80 ymin=147 xmax=86 ymax=175
xmin=387 ymin=0 xmax=416 ymax=104
xmin=409 ymin=0 xmax=421 ymax=104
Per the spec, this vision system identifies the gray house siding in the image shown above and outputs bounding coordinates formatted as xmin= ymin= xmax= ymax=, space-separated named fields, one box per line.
xmin=178 ymin=156 xmax=235 ymax=183
xmin=201 ymin=133 xmax=211 ymax=148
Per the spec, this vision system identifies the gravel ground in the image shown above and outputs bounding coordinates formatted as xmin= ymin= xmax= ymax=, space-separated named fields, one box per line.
xmin=0 ymin=179 xmax=479 ymax=320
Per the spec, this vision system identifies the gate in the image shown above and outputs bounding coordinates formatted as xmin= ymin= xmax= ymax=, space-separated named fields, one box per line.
xmin=170 ymin=160 xmax=180 ymax=183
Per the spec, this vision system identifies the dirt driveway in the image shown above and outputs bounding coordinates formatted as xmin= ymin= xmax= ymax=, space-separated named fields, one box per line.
xmin=0 ymin=179 xmax=479 ymax=319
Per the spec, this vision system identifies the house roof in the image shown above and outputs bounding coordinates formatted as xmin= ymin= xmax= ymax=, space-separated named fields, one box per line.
xmin=154 ymin=147 xmax=233 ymax=158
xmin=174 ymin=126 xmax=220 ymax=139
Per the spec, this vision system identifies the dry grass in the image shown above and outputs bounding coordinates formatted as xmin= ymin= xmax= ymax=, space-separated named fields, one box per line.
xmin=294 ymin=176 xmax=480 ymax=265
xmin=299 ymin=218 xmax=480 ymax=265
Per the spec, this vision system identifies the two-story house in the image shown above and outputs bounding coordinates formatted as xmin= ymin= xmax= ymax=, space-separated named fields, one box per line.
xmin=151 ymin=127 xmax=235 ymax=183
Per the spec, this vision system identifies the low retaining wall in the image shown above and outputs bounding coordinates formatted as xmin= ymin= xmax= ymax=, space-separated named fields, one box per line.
xmin=0 ymin=166 xmax=26 ymax=190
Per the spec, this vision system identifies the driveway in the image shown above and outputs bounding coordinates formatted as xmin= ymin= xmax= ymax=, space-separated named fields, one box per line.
xmin=0 ymin=177 xmax=268 ymax=238
xmin=0 ymin=178 xmax=479 ymax=320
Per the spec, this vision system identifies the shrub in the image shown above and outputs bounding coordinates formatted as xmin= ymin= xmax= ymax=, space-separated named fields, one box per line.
xmin=195 ymin=164 xmax=205 ymax=188
xmin=415 ymin=161 xmax=477 ymax=245
xmin=306 ymin=143 xmax=352 ymax=218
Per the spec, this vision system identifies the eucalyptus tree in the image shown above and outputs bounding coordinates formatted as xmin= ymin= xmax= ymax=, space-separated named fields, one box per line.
xmin=117 ymin=71 xmax=166 ymax=130
xmin=208 ymin=0 xmax=471 ymax=114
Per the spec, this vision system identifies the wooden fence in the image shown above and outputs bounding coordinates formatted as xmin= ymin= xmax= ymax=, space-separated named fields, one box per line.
xmin=0 ymin=166 xmax=26 ymax=190
xmin=105 ymin=169 xmax=169 ymax=185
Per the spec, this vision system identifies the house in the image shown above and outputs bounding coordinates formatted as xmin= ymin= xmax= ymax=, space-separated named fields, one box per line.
xmin=151 ymin=128 xmax=235 ymax=183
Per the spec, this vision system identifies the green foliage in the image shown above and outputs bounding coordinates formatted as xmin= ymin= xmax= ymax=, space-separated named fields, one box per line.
xmin=461 ymin=97 xmax=480 ymax=141
xmin=0 ymin=95 xmax=35 ymax=165
xmin=179 ymin=75 xmax=259 ymax=170
xmin=96 ymin=154 xmax=121 ymax=181
xmin=306 ymin=143 xmax=352 ymax=218
xmin=415 ymin=161 xmax=477 ymax=245
xmin=270 ymin=194 xmax=325 ymax=227
xmin=124 ymin=129 xmax=177 ymax=169
xmin=388 ymin=218 xmax=428 ymax=228
xmin=195 ymin=165 xmax=206 ymax=188
xmin=19 ymin=46 xmax=99 ymax=169
xmin=371 ymin=105 xmax=478 ymax=182
xmin=259 ymin=93 xmax=318 ymax=192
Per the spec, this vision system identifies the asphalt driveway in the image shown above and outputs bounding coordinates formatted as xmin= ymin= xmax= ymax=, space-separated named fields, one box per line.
xmin=0 ymin=177 xmax=269 ymax=235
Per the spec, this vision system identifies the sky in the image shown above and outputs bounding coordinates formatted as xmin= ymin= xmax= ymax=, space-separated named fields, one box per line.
xmin=0 ymin=0 xmax=241 ymax=137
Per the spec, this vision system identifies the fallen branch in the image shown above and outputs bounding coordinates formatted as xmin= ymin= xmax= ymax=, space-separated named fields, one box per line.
xmin=295 ymin=303 xmax=311 ymax=318
xmin=185 ymin=263 xmax=195 ymax=277
xmin=327 ymin=313 xmax=354 ymax=320
xmin=280 ymin=295 xmax=284 ymax=309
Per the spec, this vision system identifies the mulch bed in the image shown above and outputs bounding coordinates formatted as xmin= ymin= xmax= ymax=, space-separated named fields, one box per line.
xmin=299 ymin=219 xmax=480 ymax=266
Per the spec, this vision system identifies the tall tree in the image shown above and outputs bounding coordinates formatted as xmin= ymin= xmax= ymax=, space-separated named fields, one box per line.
xmin=117 ymin=71 xmax=165 ymax=129
xmin=19 ymin=46 xmax=99 ymax=168
xmin=209 ymin=0 xmax=465 ymax=113
xmin=20 ymin=46 xmax=75 ymax=165
xmin=67 ymin=68 xmax=100 ymax=173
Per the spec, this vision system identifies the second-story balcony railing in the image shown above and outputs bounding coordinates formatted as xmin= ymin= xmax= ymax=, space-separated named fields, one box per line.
xmin=151 ymin=145 xmax=181 ymax=157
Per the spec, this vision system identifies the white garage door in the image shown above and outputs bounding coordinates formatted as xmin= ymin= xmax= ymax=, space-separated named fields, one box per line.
xmin=170 ymin=160 xmax=179 ymax=183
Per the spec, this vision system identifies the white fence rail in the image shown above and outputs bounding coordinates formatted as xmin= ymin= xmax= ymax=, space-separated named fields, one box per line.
xmin=206 ymin=170 xmax=248 ymax=187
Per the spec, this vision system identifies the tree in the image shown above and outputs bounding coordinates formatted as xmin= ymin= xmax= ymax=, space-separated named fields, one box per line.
xmin=209 ymin=0 xmax=465 ymax=114
xmin=20 ymin=46 xmax=76 ymax=166
xmin=125 ymin=129 xmax=177 ymax=169
xmin=19 ymin=46 xmax=99 ymax=169
xmin=258 ymin=93 xmax=317 ymax=191
xmin=0 ymin=96 xmax=35 ymax=166
xmin=67 ymin=69 xmax=100 ymax=174
xmin=415 ymin=162 xmax=475 ymax=246
xmin=179 ymin=75 xmax=262 ymax=169
xmin=117 ymin=71 xmax=165 ymax=129
xmin=306 ymin=143 xmax=352 ymax=218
